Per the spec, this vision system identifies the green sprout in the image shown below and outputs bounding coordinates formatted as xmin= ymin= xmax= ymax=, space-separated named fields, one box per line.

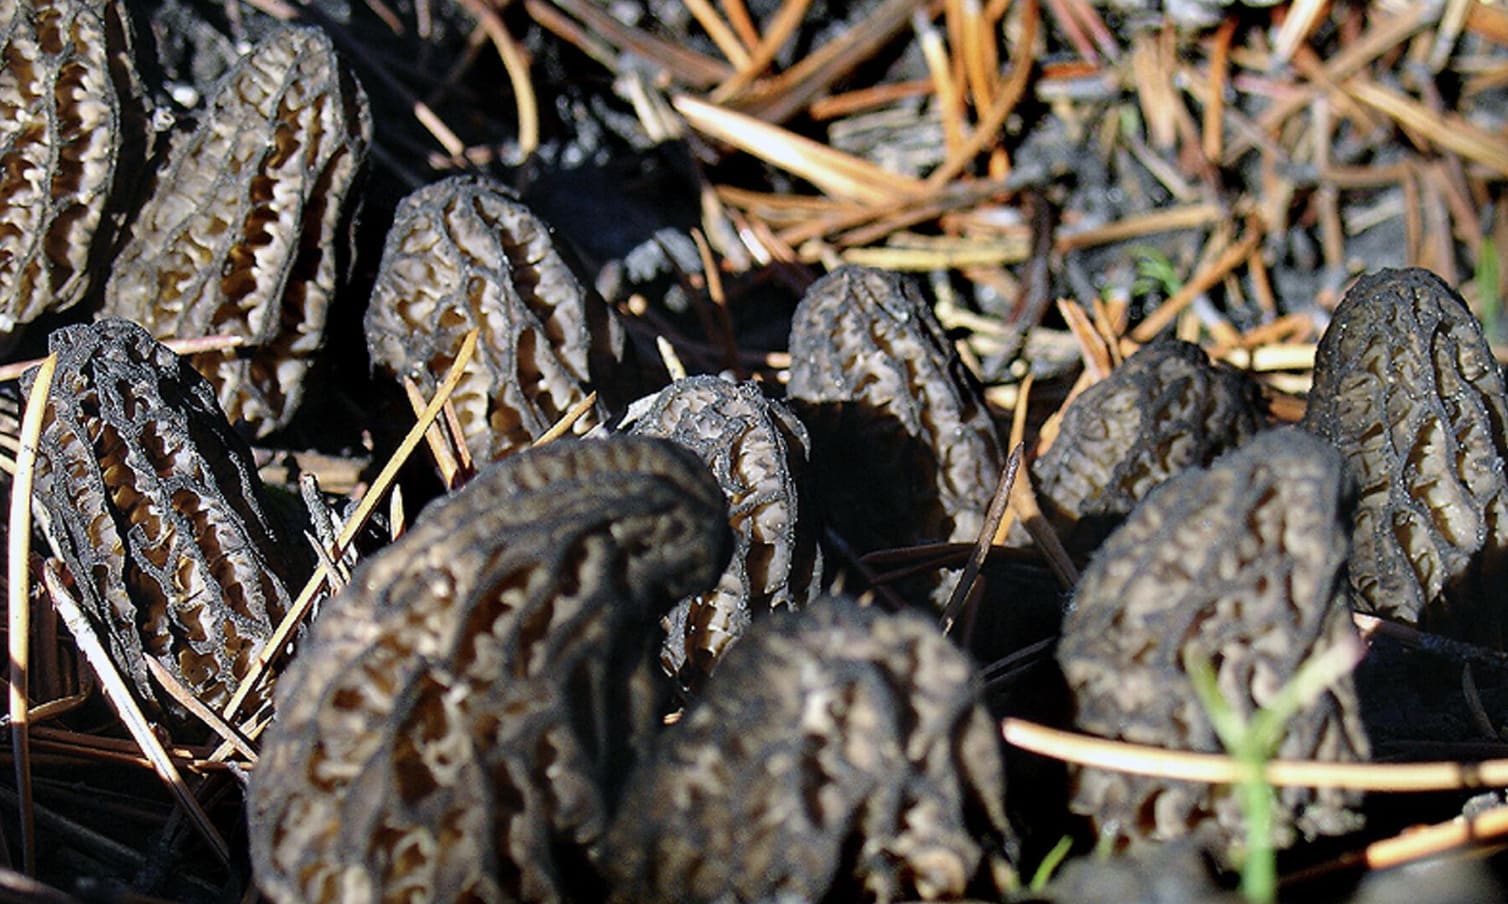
xmin=1029 ymin=835 xmax=1077 ymax=892
xmin=1131 ymin=245 xmax=1184 ymax=301
xmin=1476 ymin=238 xmax=1501 ymax=342
xmin=1182 ymin=637 xmax=1364 ymax=904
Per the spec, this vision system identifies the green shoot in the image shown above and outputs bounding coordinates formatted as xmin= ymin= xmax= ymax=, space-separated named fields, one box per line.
xmin=1182 ymin=637 xmax=1364 ymax=904
xmin=1477 ymin=238 xmax=1501 ymax=342
xmin=1029 ymin=835 xmax=1076 ymax=891
xmin=1131 ymin=246 xmax=1183 ymax=300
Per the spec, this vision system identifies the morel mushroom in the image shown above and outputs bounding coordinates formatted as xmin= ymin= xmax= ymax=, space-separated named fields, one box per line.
xmin=1057 ymin=428 xmax=1369 ymax=859
xmin=620 ymin=375 xmax=823 ymax=693
xmin=1029 ymin=337 xmax=1264 ymax=551
xmin=0 ymin=0 xmax=143 ymax=335
xmin=100 ymin=25 xmax=371 ymax=436
xmin=787 ymin=265 xmax=1003 ymax=603
xmin=249 ymin=437 xmax=731 ymax=904
xmin=602 ymin=595 xmax=1015 ymax=903
xmin=1302 ymin=267 xmax=1508 ymax=647
xmin=365 ymin=175 xmax=636 ymax=463
xmin=22 ymin=319 xmax=309 ymax=723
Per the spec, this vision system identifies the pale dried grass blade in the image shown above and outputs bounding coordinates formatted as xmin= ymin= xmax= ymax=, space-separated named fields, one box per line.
xmin=1001 ymin=710 xmax=1508 ymax=792
xmin=403 ymin=375 xmax=460 ymax=488
xmin=1057 ymin=298 xmax=1113 ymax=380
xmin=711 ymin=0 xmax=813 ymax=101
xmin=682 ymin=0 xmax=752 ymax=68
xmin=0 ymin=336 xmax=245 ymax=383
xmin=1055 ymin=202 xmax=1221 ymax=251
xmin=1271 ymin=0 xmax=1328 ymax=65
xmin=531 ymin=392 xmax=600 ymax=447
xmin=1347 ymin=79 xmax=1508 ymax=179
xmin=43 ymin=566 xmax=231 ymax=865
xmin=453 ymin=0 xmax=540 ymax=155
xmin=1429 ymin=0 xmax=1472 ymax=71
xmin=915 ymin=10 xmax=967 ymax=152
xmin=674 ymin=94 xmax=924 ymax=203
xmin=223 ymin=329 xmax=481 ymax=723
xmin=8 ymin=353 xmax=54 ymax=874
xmin=840 ymin=242 xmax=1027 ymax=269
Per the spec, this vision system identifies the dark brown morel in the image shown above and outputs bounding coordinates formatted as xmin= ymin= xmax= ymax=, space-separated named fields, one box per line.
xmin=100 ymin=25 xmax=371 ymax=436
xmin=1057 ymin=428 xmax=1369 ymax=859
xmin=1302 ymin=267 xmax=1508 ymax=647
xmin=788 ymin=266 xmax=1003 ymax=602
xmin=602 ymin=596 xmax=1015 ymax=903
xmin=249 ymin=437 xmax=731 ymax=904
xmin=620 ymin=375 xmax=823 ymax=693
xmin=22 ymin=319 xmax=309 ymax=722
xmin=0 ymin=0 xmax=143 ymax=335
xmin=365 ymin=175 xmax=634 ymax=463
xmin=1030 ymin=337 xmax=1264 ymax=551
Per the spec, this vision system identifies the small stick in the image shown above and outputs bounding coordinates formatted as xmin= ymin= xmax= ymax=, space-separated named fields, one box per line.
xmin=1202 ymin=16 xmax=1236 ymax=163
xmin=403 ymin=375 xmax=461 ymax=487
xmin=43 ymin=566 xmax=231 ymax=865
xmin=941 ymin=444 xmax=1022 ymax=636
xmin=993 ymin=374 xmax=1034 ymax=543
xmin=1288 ymin=802 xmax=1508 ymax=880
xmin=8 ymin=353 xmax=54 ymax=874
xmin=142 ymin=659 xmax=257 ymax=763
xmin=441 ymin=398 xmax=474 ymax=478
